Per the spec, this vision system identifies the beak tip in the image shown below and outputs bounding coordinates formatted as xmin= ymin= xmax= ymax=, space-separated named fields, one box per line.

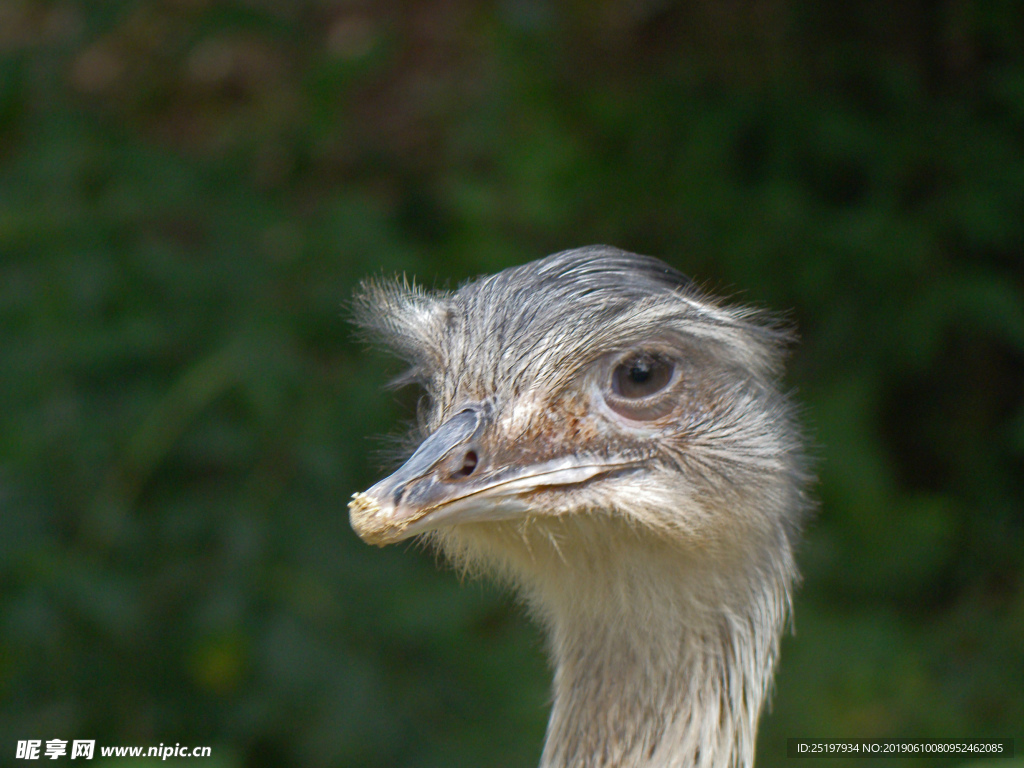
xmin=348 ymin=490 xmax=408 ymax=547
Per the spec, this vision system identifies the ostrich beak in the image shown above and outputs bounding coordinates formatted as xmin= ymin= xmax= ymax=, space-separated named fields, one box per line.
xmin=348 ymin=406 xmax=626 ymax=546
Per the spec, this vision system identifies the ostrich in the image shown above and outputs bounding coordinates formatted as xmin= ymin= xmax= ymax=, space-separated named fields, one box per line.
xmin=348 ymin=246 xmax=810 ymax=768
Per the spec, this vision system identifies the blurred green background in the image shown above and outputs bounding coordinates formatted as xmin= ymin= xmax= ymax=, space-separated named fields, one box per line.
xmin=1 ymin=1 xmax=1022 ymax=767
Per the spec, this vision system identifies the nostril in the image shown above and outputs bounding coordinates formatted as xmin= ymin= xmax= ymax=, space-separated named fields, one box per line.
xmin=451 ymin=449 xmax=478 ymax=479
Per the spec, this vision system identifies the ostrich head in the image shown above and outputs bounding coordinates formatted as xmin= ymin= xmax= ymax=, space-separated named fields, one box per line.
xmin=349 ymin=246 xmax=810 ymax=768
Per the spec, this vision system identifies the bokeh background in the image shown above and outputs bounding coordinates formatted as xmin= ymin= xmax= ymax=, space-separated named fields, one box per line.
xmin=2 ymin=2 xmax=1022 ymax=767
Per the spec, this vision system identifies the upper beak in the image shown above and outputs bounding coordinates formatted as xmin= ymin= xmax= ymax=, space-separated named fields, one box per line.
xmin=348 ymin=404 xmax=630 ymax=546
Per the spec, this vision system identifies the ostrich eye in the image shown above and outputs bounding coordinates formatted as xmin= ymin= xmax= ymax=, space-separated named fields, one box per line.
xmin=612 ymin=354 xmax=674 ymax=399
xmin=605 ymin=353 xmax=677 ymax=420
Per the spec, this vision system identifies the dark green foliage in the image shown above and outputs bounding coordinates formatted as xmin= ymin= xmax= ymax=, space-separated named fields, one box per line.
xmin=1 ymin=2 xmax=1021 ymax=766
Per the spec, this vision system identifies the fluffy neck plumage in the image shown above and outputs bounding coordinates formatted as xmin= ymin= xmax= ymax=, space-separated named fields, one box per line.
xmin=439 ymin=514 xmax=793 ymax=768
xmin=539 ymin=561 xmax=784 ymax=768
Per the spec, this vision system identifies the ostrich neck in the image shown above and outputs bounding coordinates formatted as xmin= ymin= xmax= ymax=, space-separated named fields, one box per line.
xmin=534 ymin=544 xmax=787 ymax=768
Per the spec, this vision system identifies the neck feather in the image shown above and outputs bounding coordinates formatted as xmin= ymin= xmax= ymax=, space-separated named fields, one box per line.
xmin=540 ymin=563 xmax=786 ymax=768
xmin=438 ymin=515 xmax=795 ymax=768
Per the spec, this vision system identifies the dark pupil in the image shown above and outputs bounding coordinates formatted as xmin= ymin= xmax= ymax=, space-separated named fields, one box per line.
xmin=629 ymin=361 xmax=652 ymax=384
